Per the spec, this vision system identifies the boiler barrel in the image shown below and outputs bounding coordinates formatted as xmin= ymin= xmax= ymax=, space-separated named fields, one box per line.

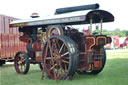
xmin=55 ymin=3 xmax=99 ymax=14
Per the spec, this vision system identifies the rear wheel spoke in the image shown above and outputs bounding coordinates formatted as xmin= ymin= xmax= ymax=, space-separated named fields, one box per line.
xmin=59 ymin=43 xmax=64 ymax=53
xmin=64 ymin=63 xmax=68 ymax=72
xmin=50 ymin=64 xmax=57 ymax=70
xmin=61 ymin=60 xmax=69 ymax=64
xmin=61 ymin=52 xmax=69 ymax=57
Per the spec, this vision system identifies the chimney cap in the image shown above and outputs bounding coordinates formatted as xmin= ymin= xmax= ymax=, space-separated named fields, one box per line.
xmin=30 ymin=13 xmax=39 ymax=18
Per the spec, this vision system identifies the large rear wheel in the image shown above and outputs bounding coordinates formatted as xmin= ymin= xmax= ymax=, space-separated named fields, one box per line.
xmin=14 ymin=51 xmax=30 ymax=74
xmin=42 ymin=35 xmax=79 ymax=80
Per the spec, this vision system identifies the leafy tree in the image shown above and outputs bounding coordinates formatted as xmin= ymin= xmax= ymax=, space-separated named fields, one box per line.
xmin=114 ymin=29 xmax=125 ymax=37
xmin=102 ymin=28 xmax=126 ymax=37
xmin=122 ymin=30 xmax=128 ymax=36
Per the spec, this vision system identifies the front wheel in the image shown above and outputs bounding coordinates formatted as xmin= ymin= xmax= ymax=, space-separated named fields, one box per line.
xmin=89 ymin=47 xmax=106 ymax=75
xmin=77 ymin=47 xmax=106 ymax=75
xmin=14 ymin=51 xmax=30 ymax=74
xmin=42 ymin=35 xmax=79 ymax=80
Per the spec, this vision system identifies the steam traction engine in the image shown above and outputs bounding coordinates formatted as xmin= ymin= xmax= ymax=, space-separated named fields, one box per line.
xmin=10 ymin=4 xmax=114 ymax=80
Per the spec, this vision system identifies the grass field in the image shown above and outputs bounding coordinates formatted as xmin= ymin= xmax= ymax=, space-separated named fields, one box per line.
xmin=0 ymin=49 xmax=128 ymax=85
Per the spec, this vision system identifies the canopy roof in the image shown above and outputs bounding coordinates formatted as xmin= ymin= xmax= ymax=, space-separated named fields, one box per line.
xmin=10 ymin=9 xmax=114 ymax=27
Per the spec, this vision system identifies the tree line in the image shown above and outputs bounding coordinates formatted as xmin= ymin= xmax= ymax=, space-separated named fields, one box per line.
xmin=101 ymin=29 xmax=128 ymax=37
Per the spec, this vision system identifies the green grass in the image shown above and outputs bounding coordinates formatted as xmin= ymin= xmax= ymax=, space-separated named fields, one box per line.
xmin=0 ymin=49 xmax=128 ymax=85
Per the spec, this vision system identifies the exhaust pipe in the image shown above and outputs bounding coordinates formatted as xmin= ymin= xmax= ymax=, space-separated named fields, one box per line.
xmin=55 ymin=3 xmax=99 ymax=14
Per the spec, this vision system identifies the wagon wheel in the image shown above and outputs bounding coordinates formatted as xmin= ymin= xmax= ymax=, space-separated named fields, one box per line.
xmin=46 ymin=25 xmax=64 ymax=39
xmin=39 ymin=62 xmax=43 ymax=70
xmin=14 ymin=51 xmax=30 ymax=74
xmin=77 ymin=47 xmax=106 ymax=75
xmin=0 ymin=60 xmax=5 ymax=66
xmin=42 ymin=35 xmax=79 ymax=80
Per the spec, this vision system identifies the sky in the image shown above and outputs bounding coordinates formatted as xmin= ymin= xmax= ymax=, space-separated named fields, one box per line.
xmin=0 ymin=0 xmax=128 ymax=31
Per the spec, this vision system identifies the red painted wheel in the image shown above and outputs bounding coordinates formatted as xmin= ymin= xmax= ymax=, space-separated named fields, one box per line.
xmin=89 ymin=47 xmax=106 ymax=75
xmin=14 ymin=51 xmax=30 ymax=74
xmin=77 ymin=47 xmax=106 ymax=75
xmin=42 ymin=35 xmax=79 ymax=80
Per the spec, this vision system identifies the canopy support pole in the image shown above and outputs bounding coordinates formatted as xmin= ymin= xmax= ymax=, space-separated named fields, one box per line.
xmin=100 ymin=19 xmax=103 ymax=34
xmin=90 ymin=18 xmax=92 ymax=34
